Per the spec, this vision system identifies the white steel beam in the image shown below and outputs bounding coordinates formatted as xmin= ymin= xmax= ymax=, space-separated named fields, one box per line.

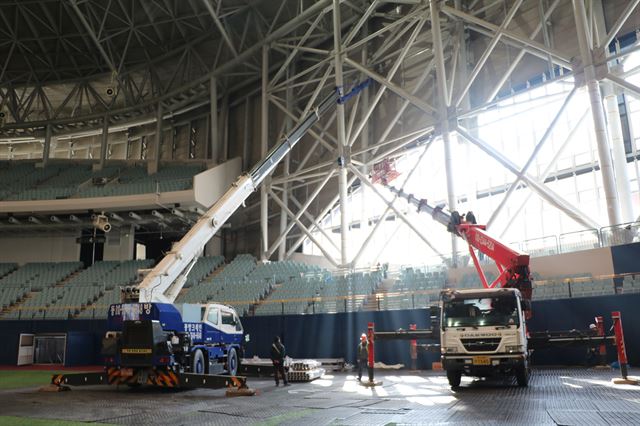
xmin=344 ymin=57 xmax=436 ymax=115
xmin=260 ymin=45 xmax=269 ymax=260
xmin=268 ymin=168 xmax=338 ymax=258
xmin=607 ymin=74 xmax=640 ymax=101
xmin=347 ymin=16 xmax=427 ymax=147
xmin=286 ymin=175 xmax=358 ymax=259
xmin=456 ymin=126 xmax=600 ymax=230
xmin=269 ymin=188 xmax=339 ymax=267
xmin=209 ymin=76 xmax=218 ymax=162
xmin=441 ymin=5 xmax=572 ymax=68
xmin=349 ymin=164 xmax=446 ymax=259
xmin=42 ymin=124 xmax=52 ymax=167
xmin=333 ymin=0 xmax=349 ymax=267
xmin=498 ymin=109 xmax=591 ymax=237
xmin=98 ymin=115 xmax=109 ymax=170
xmin=278 ymin=65 xmax=294 ymax=261
xmin=484 ymin=0 xmax=562 ymax=103
xmin=486 ymin=87 xmax=577 ymax=228
xmin=68 ymin=0 xmax=117 ymax=73
xmin=148 ymin=103 xmax=162 ymax=175
xmin=601 ymin=0 xmax=640 ymax=49
xmin=201 ymin=0 xmax=238 ymax=57
xmin=351 ymin=142 xmax=440 ymax=266
xmin=430 ymin=0 xmax=458 ymax=265
xmin=454 ymin=0 xmax=524 ymax=107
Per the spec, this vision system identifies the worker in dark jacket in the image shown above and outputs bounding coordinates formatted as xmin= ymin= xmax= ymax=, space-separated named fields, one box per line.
xmin=270 ymin=336 xmax=289 ymax=386
xmin=357 ymin=333 xmax=369 ymax=381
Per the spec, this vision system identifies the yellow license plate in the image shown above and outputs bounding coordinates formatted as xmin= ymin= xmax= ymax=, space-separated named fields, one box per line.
xmin=472 ymin=356 xmax=491 ymax=365
xmin=119 ymin=368 xmax=133 ymax=377
xmin=121 ymin=348 xmax=152 ymax=354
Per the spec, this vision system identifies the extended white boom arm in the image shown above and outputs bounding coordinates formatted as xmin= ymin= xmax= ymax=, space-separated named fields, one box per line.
xmin=135 ymin=89 xmax=340 ymax=303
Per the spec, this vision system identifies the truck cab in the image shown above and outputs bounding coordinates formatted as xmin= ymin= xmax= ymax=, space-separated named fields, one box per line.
xmin=440 ymin=288 xmax=529 ymax=388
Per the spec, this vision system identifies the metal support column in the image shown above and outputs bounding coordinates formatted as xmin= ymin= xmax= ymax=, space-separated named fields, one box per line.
xmin=98 ymin=116 xmax=109 ymax=170
xmin=43 ymin=124 xmax=52 ymax=167
xmin=604 ymin=82 xmax=634 ymax=222
xmin=333 ymin=0 xmax=349 ymax=267
xmin=431 ymin=0 xmax=458 ymax=266
xmin=210 ymin=76 xmax=218 ymax=163
xmin=221 ymin=93 xmax=229 ymax=162
xmin=572 ymin=0 xmax=621 ymax=225
xmin=278 ymin=66 xmax=293 ymax=261
xmin=261 ymin=46 xmax=269 ymax=261
xmin=455 ymin=0 xmax=477 ymax=217
xmin=148 ymin=104 xmax=162 ymax=175
xmin=242 ymin=97 xmax=250 ymax=171
xmin=359 ymin=29 xmax=370 ymax=259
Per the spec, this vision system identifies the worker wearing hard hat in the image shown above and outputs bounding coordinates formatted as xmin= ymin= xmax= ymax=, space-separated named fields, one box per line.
xmin=585 ymin=324 xmax=599 ymax=367
xmin=357 ymin=333 xmax=369 ymax=381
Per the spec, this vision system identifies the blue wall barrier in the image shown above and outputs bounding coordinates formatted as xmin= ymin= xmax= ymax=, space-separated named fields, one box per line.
xmin=611 ymin=242 xmax=640 ymax=275
xmin=1 ymin=293 xmax=638 ymax=368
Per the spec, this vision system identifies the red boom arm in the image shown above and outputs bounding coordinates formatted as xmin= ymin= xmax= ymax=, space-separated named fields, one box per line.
xmin=381 ymin=183 xmax=533 ymax=306
xmin=456 ymin=222 xmax=532 ymax=304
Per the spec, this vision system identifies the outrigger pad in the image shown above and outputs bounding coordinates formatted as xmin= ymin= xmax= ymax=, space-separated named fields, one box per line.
xmin=39 ymin=384 xmax=70 ymax=392
xmin=225 ymin=387 xmax=256 ymax=397
xmin=612 ymin=378 xmax=640 ymax=385
xmin=359 ymin=380 xmax=383 ymax=387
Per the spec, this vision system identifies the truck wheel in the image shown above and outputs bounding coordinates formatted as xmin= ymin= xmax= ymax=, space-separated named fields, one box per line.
xmin=515 ymin=366 xmax=529 ymax=387
xmin=227 ymin=347 xmax=238 ymax=376
xmin=446 ymin=370 xmax=462 ymax=388
xmin=192 ymin=349 xmax=206 ymax=374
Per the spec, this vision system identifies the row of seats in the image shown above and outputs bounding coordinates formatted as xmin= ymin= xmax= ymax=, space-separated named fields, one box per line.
xmin=0 ymin=263 xmax=18 ymax=280
xmin=76 ymin=289 xmax=122 ymax=319
xmin=2 ymin=260 xmax=155 ymax=319
xmin=0 ymin=162 xmax=204 ymax=201
xmin=0 ymin=253 xmax=635 ymax=319
xmin=622 ymin=275 xmax=640 ymax=294
xmin=184 ymin=256 xmax=225 ymax=288
xmin=451 ymin=272 xmax=499 ymax=290
xmin=177 ymin=254 xmax=260 ymax=315
xmin=374 ymin=293 xmax=438 ymax=311
xmin=253 ymin=270 xmax=384 ymax=316
xmin=313 ymin=271 xmax=383 ymax=314
xmin=0 ymin=262 xmax=82 ymax=291
xmin=253 ymin=262 xmax=330 ymax=316
xmin=397 ymin=267 xmax=446 ymax=292
xmin=532 ymin=274 xmax=617 ymax=300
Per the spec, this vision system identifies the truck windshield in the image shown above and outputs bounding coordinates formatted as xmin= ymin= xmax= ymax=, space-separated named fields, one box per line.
xmin=443 ymin=295 xmax=519 ymax=328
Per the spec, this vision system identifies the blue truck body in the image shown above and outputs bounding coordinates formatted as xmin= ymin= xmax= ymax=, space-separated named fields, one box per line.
xmin=103 ymin=302 xmax=243 ymax=376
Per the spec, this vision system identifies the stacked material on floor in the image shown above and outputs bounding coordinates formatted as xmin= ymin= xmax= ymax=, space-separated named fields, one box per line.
xmin=287 ymin=359 xmax=325 ymax=382
xmin=315 ymin=358 xmax=346 ymax=371
xmin=239 ymin=357 xmax=325 ymax=382
xmin=290 ymin=359 xmax=321 ymax=371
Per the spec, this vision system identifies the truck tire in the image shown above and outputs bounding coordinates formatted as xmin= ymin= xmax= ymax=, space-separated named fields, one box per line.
xmin=446 ymin=370 xmax=462 ymax=388
xmin=515 ymin=365 xmax=529 ymax=387
xmin=192 ymin=349 xmax=206 ymax=375
xmin=227 ymin=347 xmax=238 ymax=376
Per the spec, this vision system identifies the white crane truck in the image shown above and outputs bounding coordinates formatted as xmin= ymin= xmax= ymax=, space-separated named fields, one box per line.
xmin=372 ymin=181 xmax=632 ymax=389
xmin=48 ymin=85 xmax=357 ymax=391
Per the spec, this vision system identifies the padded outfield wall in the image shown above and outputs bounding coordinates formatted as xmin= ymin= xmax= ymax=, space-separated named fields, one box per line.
xmin=1 ymin=294 xmax=639 ymax=369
